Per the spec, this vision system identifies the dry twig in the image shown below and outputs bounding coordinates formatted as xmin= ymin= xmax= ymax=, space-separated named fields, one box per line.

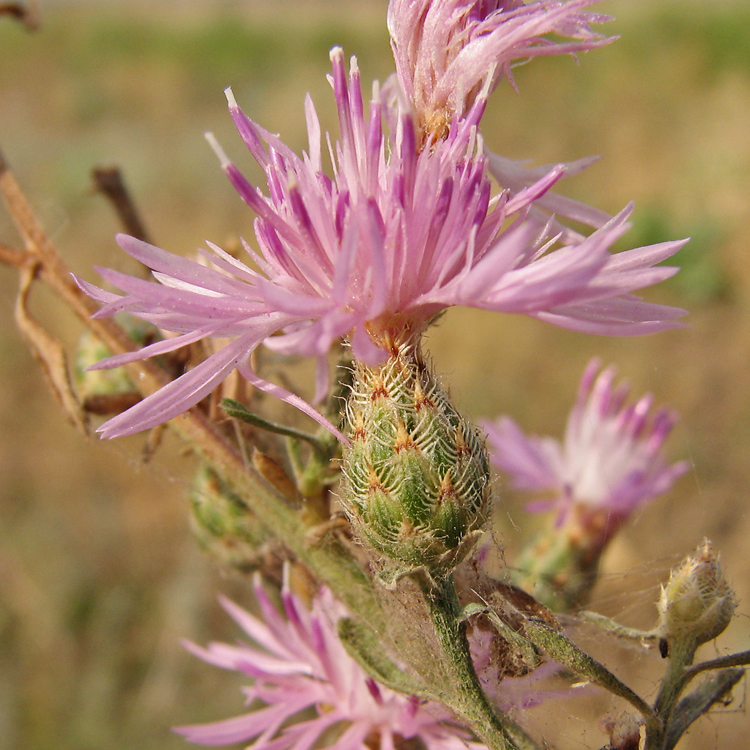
xmin=91 ymin=166 xmax=153 ymax=245
xmin=0 ymin=0 xmax=40 ymax=31
xmin=14 ymin=261 xmax=88 ymax=433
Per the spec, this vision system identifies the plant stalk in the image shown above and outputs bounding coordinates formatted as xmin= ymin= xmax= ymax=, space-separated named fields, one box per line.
xmin=420 ymin=575 xmax=528 ymax=750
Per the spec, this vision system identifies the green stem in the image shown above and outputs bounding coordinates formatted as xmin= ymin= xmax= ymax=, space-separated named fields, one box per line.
xmin=649 ymin=641 xmax=750 ymax=748
xmin=420 ymin=575 xmax=528 ymax=750
xmin=222 ymin=398 xmax=329 ymax=460
xmin=575 ymin=611 xmax=659 ymax=644
xmin=522 ymin=618 xmax=660 ymax=738
xmin=664 ymin=668 xmax=745 ymax=750
xmin=646 ymin=639 xmax=698 ymax=750
xmin=683 ymin=648 xmax=750 ymax=680
xmin=653 ymin=640 xmax=697 ymax=718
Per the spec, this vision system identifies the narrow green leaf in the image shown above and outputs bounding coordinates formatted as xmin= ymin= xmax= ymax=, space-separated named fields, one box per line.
xmin=337 ymin=617 xmax=431 ymax=698
xmin=222 ymin=398 xmax=328 ymax=459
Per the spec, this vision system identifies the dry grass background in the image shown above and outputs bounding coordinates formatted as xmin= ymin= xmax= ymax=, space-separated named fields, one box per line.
xmin=0 ymin=1 xmax=749 ymax=748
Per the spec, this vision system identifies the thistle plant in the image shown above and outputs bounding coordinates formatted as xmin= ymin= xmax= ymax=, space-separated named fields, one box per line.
xmin=1 ymin=2 xmax=748 ymax=750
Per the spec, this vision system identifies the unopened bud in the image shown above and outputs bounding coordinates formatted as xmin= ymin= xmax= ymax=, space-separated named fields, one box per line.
xmin=341 ymin=339 xmax=489 ymax=576
xmin=657 ymin=540 xmax=736 ymax=651
xmin=74 ymin=317 xmax=160 ymax=414
xmin=191 ymin=465 xmax=273 ymax=573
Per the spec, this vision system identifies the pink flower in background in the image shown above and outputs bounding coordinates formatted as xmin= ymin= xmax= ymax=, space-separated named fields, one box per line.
xmin=79 ymin=46 xmax=686 ymax=439
xmin=387 ymin=0 xmax=612 ymax=139
xmin=175 ymin=576 xmax=486 ymax=750
xmin=484 ymin=358 xmax=689 ymax=526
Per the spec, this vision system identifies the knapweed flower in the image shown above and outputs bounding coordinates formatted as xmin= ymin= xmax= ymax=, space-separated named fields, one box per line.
xmin=486 ymin=152 xmax=612 ymax=244
xmin=387 ymin=0 xmax=612 ymax=141
xmin=77 ymin=48 xmax=687 ymax=440
xmin=387 ymin=0 xmax=615 ymax=241
xmin=485 ymin=359 xmax=689 ymax=610
xmin=485 ymin=358 xmax=689 ymax=529
xmin=175 ymin=575 xmax=487 ymax=750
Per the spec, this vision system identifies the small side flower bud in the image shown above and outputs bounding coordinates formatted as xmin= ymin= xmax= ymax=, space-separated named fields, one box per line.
xmin=657 ymin=540 xmax=736 ymax=652
xmin=190 ymin=465 xmax=275 ymax=573
xmin=341 ymin=338 xmax=489 ymax=577
xmin=74 ymin=316 xmax=161 ymax=415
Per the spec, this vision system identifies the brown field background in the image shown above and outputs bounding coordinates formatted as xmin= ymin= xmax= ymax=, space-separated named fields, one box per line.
xmin=1 ymin=1 xmax=749 ymax=748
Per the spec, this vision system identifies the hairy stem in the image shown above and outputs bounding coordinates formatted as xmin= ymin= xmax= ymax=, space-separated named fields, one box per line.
xmin=643 ymin=640 xmax=698 ymax=750
xmin=421 ymin=575 xmax=530 ymax=750
xmin=523 ymin=618 xmax=660 ymax=739
xmin=683 ymin=649 xmax=750 ymax=680
xmin=664 ymin=668 xmax=744 ymax=750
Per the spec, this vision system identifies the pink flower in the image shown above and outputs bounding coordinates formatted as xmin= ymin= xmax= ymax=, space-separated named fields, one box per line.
xmin=78 ymin=50 xmax=686 ymax=439
xmin=387 ymin=0 xmax=613 ymax=140
xmin=175 ymin=575 xmax=487 ymax=750
xmin=484 ymin=358 xmax=689 ymax=525
xmin=387 ymin=0 xmax=616 ymax=243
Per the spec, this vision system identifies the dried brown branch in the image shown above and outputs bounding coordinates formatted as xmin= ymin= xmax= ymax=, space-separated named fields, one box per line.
xmin=0 ymin=241 xmax=27 ymax=267
xmin=91 ymin=166 xmax=153 ymax=245
xmin=0 ymin=146 xmax=240 ymax=466
xmin=141 ymin=422 xmax=167 ymax=464
xmin=1 ymin=148 xmax=147 ymax=358
xmin=0 ymin=0 xmax=40 ymax=31
xmin=14 ymin=261 xmax=89 ymax=433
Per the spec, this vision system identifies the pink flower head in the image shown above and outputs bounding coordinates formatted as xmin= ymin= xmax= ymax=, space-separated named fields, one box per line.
xmin=175 ymin=575 xmax=487 ymax=750
xmin=78 ymin=50 xmax=686 ymax=440
xmin=387 ymin=0 xmax=613 ymax=140
xmin=484 ymin=358 xmax=689 ymax=525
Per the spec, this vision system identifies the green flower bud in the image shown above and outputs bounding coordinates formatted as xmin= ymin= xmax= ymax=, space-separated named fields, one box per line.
xmin=511 ymin=517 xmax=601 ymax=613
xmin=74 ymin=316 xmax=160 ymax=414
xmin=657 ymin=540 xmax=736 ymax=651
xmin=190 ymin=465 xmax=273 ymax=573
xmin=75 ymin=330 xmax=136 ymax=395
xmin=341 ymin=339 xmax=490 ymax=576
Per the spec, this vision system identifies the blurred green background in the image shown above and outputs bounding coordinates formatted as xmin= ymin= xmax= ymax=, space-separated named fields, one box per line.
xmin=1 ymin=1 xmax=749 ymax=748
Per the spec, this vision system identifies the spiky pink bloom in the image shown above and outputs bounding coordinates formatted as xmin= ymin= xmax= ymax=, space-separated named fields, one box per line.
xmin=486 ymin=152 xmax=612 ymax=243
xmin=78 ymin=49 xmax=686 ymax=439
xmin=387 ymin=0 xmax=613 ymax=139
xmin=175 ymin=576 xmax=487 ymax=750
xmin=386 ymin=0 xmax=615 ymax=241
xmin=484 ymin=358 xmax=689 ymax=525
